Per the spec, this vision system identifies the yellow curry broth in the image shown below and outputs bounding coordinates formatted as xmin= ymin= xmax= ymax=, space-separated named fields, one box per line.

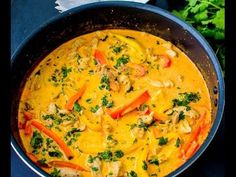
xmin=18 ymin=29 xmax=211 ymax=177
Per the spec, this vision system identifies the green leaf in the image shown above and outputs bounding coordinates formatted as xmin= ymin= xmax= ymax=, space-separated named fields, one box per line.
xmin=74 ymin=102 xmax=82 ymax=112
xmin=194 ymin=10 xmax=208 ymax=21
xmin=148 ymin=159 xmax=159 ymax=166
xmin=209 ymin=0 xmax=225 ymax=6
xmin=114 ymin=150 xmax=124 ymax=158
xmin=188 ymin=0 xmax=197 ymax=6
xmin=114 ymin=55 xmax=129 ymax=68
xmin=98 ymin=150 xmax=113 ymax=162
xmin=212 ymin=9 xmax=225 ymax=29
xmin=158 ymin=137 xmax=168 ymax=146
xmin=175 ymin=138 xmax=181 ymax=147
xmin=30 ymin=131 xmax=43 ymax=149
xmin=50 ymin=168 xmax=61 ymax=177
xmin=178 ymin=111 xmax=185 ymax=121
xmin=142 ymin=161 xmax=148 ymax=170
xmin=90 ymin=105 xmax=100 ymax=113
xmin=190 ymin=3 xmax=208 ymax=13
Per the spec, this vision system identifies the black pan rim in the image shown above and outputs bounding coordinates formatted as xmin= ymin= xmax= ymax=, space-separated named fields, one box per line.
xmin=11 ymin=1 xmax=225 ymax=177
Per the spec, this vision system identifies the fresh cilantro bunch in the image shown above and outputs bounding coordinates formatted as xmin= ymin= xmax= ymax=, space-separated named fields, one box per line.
xmin=171 ymin=0 xmax=225 ymax=74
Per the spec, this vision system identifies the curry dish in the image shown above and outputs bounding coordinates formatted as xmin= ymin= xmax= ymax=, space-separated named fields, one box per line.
xmin=18 ymin=29 xmax=212 ymax=177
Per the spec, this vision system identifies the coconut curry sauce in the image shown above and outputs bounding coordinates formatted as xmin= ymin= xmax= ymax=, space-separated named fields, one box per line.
xmin=18 ymin=29 xmax=212 ymax=177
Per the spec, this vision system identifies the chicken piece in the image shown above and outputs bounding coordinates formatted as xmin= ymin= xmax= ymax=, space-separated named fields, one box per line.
xmin=163 ymin=80 xmax=174 ymax=88
xmin=61 ymin=120 xmax=73 ymax=127
xmin=138 ymin=111 xmax=154 ymax=125
xmin=148 ymin=78 xmax=174 ymax=88
xmin=87 ymin=157 xmax=102 ymax=177
xmin=166 ymin=49 xmax=177 ymax=58
xmin=74 ymin=121 xmax=86 ymax=131
xmin=165 ymin=106 xmax=200 ymax=123
xmin=58 ymin=108 xmax=70 ymax=115
xmin=132 ymin=127 xmax=145 ymax=139
xmin=48 ymin=103 xmax=57 ymax=114
xmin=94 ymin=107 xmax=104 ymax=117
xmin=57 ymin=167 xmax=82 ymax=177
xmin=107 ymin=161 xmax=121 ymax=177
xmin=178 ymin=119 xmax=192 ymax=134
xmin=118 ymin=74 xmax=132 ymax=92
xmin=126 ymin=63 xmax=146 ymax=77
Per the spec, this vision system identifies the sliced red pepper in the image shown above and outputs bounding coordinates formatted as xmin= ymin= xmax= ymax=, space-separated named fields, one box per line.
xmin=65 ymin=84 xmax=87 ymax=111
xmin=161 ymin=54 xmax=171 ymax=68
xmin=24 ymin=122 xmax=32 ymax=135
xmin=23 ymin=111 xmax=33 ymax=120
xmin=108 ymin=90 xmax=150 ymax=119
xmin=18 ymin=122 xmax=26 ymax=129
xmin=94 ymin=49 xmax=107 ymax=65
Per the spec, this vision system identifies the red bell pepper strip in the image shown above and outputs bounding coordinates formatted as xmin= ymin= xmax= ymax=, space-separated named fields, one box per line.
xmin=31 ymin=120 xmax=74 ymax=160
xmin=161 ymin=54 xmax=171 ymax=68
xmin=65 ymin=84 xmax=87 ymax=111
xmin=94 ymin=49 xmax=107 ymax=65
xmin=108 ymin=90 xmax=150 ymax=119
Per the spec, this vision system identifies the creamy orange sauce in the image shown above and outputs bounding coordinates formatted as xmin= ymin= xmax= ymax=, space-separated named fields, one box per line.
xmin=18 ymin=29 xmax=211 ymax=177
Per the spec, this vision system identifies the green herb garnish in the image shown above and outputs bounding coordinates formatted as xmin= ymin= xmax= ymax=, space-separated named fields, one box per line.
xmin=171 ymin=0 xmax=225 ymax=74
xmin=30 ymin=131 xmax=43 ymax=149
xmin=178 ymin=111 xmax=185 ymax=120
xmin=172 ymin=92 xmax=200 ymax=107
xmin=176 ymin=138 xmax=181 ymax=147
xmin=148 ymin=159 xmax=159 ymax=166
xmin=90 ymin=105 xmax=100 ymax=113
xmin=74 ymin=102 xmax=82 ymax=113
xmin=114 ymin=55 xmax=129 ymax=68
xmin=114 ymin=150 xmax=124 ymax=158
xmin=158 ymin=137 xmax=168 ymax=146
xmin=50 ymin=168 xmax=61 ymax=177
xmin=142 ymin=161 xmax=148 ymax=170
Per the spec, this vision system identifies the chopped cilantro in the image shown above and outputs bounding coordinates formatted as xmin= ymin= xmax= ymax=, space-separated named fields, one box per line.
xmin=48 ymin=150 xmax=63 ymax=158
xmin=178 ymin=111 xmax=185 ymax=121
xmin=50 ymin=168 xmax=61 ymax=177
xmin=38 ymin=158 xmax=47 ymax=165
xmin=98 ymin=150 xmax=113 ymax=162
xmin=74 ymin=102 xmax=82 ymax=113
xmin=176 ymin=138 xmax=181 ymax=147
xmin=142 ymin=161 xmax=148 ymax=170
xmin=114 ymin=55 xmax=129 ymax=68
xmin=90 ymin=105 xmax=100 ymax=113
xmin=148 ymin=159 xmax=159 ymax=166
xmin=114 ymin=150 xmax=124 ymax=158
xmin=113 ymin=46 xmax=122 ymax=53
xmin=86 ymin=98 xmax=92 ymax=104
xmin=158 ymin=137 xmax=168 ymax=146
xmin=88 ymin=155 xmax=94 ymax=163
xmin=99 ymin=75 xmax=110 ymax=90
xmin=127 ymin=170 xmax=137 ymax=177
xmin=101 ymin=95 xmax=114 ymax=108
xmin=61 ymin=66 xmax=72 ymax=78
xmin=30 ymin=131 xmax=43 ymax=149
xmin=92 ymin=167 xmax=99 ymax=172
xmin=172 ymin=92 xmax=200 ymax=107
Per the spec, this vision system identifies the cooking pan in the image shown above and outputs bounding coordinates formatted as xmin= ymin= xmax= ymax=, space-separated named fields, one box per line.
xmin=11 ymin=1 xmax=225 ymax=176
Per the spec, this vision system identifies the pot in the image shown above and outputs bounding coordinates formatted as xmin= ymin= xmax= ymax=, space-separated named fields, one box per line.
xmin=11 ymin=1 xmax=225 ymax=176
